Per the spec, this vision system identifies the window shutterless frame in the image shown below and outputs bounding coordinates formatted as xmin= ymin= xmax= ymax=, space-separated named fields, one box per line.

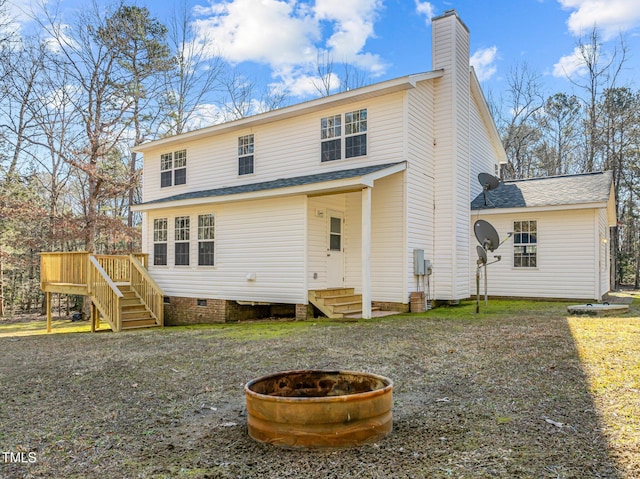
xmin=320 ymin=109 xmax=367 ymax=162
xmin=160 ymin=149 xmax=187 ymax=187
xmin=153 ymin=218 xmax=168 ymax=265
xmin=238 ymin=134 xmax=254 ymax=175
xmin=513 ymin=220 xmax=537 ymax=268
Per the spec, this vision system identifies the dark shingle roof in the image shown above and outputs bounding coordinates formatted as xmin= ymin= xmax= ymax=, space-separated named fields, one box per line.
xmin=471 ymin=171 xmax=613 ymax=210
xmin=140 ymin=162 xmax=404 ymax=206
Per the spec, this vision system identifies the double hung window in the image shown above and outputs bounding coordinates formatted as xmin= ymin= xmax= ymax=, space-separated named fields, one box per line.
xmin=153 ymin=218 xmax=168 ymax=266
xmin=321 ymin=115 xmax=342 ymax=162
xmin=513 ymin=220 xmax=537 ymax=268
xmin=174 ymin=216 xmax=190 ymax=266
xmin=238 ymin=134 xmax=254 ymax=175
xmin=160 ymin=149 xmax=187 ymax=187
xmin=320 ymin=109 xmax=367 ymax=162
xmin=345 ymin=109 xmax=367 ymax=158
xmin=198 ymin=214 xmax=215 ymax=266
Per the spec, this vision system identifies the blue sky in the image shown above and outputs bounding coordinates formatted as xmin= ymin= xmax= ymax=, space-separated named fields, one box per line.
xmin=10 ymin=0 xmax=640 ymax=104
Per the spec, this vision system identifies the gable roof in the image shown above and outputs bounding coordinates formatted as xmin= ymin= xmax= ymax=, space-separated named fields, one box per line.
xmin=133 ymin=162 xmax=406 ymax=211
xmin=471 ymin=170 xmax=614 ymax=211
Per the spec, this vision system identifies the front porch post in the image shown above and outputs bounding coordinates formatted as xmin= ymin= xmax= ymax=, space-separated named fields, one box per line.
xmin=362 ymin=187 xmax=372 ymax=319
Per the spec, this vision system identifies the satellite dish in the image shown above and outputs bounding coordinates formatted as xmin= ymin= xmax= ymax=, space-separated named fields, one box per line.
xmin=478 ymin=172 xmax=501 ymax=206
xmin=476 ymin=245 xmax=487 ymax=265
xmin=474 ymin=220 xmax=500 ymax=252
xmin=478 ymin=172 xmax=500 ymax=191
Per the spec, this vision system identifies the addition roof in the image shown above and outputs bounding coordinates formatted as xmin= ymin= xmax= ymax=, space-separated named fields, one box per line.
xmin=133 ymin=162 xmax=406 ymax=211
xmin=471 ymin=170 xmax=614 ymax=210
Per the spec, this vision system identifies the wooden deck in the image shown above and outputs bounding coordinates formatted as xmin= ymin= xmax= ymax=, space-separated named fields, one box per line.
xmin=40 ymin=252 xmax=164 ymax=333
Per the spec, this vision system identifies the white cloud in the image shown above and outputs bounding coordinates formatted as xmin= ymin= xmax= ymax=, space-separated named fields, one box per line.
xmin=552 ymin=45 xmax=590 ymax=78
xmin=415 ymin=0 xmax=435 ymax=25
xmin=191 ymin=0 xmax=387 ymax=94
xmin=192 ymin=0 xmax=319 ymax=67
xmin=558 ymin=0 xmax=640 ymax=40
xmin=470 ymin=46 xmax=498 ymax=82
xmin=314 ymin=0 xmax=383 ymax=69
xmin=276 ymin=71 xmax=341 ymax=98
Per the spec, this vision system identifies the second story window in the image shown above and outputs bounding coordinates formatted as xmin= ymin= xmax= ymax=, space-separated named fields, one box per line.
xmin=321 ymin=114 xmax=341 ymax=162
xmin=160 ymin=149 xmax=187 ymax=188
xmin=238 ymin=134 xmax=254 ymax=175
xmin=320 ymin=109 xmax=367 ymax=162
xmin=345 ymin=109 xmax=367 ymax=158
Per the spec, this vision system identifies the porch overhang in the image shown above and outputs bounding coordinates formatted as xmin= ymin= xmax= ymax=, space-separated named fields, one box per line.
xmin=132 ymin=162 xmax=406 ymax=211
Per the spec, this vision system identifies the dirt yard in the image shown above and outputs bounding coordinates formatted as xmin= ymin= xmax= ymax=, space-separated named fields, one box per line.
xmin=1 ymin=298 xmax=638 ymax=478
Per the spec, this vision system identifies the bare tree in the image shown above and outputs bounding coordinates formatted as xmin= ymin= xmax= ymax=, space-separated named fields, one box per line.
xmin=535 ymin=93 xmax=582 ymax=176
xmin=35 ymin=1 xmax=138 ymax=252
xmin=161 ymin=0 xmax=225 ymax=135
xmin=0 ymin=39 xmax=46 ymax=180
xmin=566 ymin=27 xmax=627 ymax=172
xmin=312 ymin=50 xmax=370 ymax=97
xmin=495 ymin=62 xmax=545 ymax=179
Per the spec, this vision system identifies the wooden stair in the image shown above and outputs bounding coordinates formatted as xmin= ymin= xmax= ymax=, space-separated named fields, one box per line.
xmin=116 ymin=284 xmax=159 ymax=330
xmin=308 ymin=288 xmax=379 ymax=319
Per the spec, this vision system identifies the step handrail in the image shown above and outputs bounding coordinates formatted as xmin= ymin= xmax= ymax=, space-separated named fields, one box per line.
xmin=129 ymin=254 xmax=165 ymax=327
xmin=88 ymin=255 xmax=124 ymax=332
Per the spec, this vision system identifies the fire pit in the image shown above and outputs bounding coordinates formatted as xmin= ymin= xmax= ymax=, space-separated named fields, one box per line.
xmin=244 ymin=369 xmax=393 ymax=449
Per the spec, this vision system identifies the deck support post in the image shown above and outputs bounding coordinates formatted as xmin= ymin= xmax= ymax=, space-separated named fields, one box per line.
xmin=90 ymin=301 xmax=99 ymax=332
xmin=361 ymin=187 xmax=372 ymax=319
xmin=46 ymin=292 xmax=52 ymax=333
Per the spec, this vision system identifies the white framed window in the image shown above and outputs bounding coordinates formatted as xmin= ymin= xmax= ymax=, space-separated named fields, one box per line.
xmin=238 ymin=134 xmax=254 ymax=175
xmin=320 ymin=109 xmax=367 ymax=162
xmin=198 ymin=214 xmax=215 ymax=266
xmin=153 ymin=218 xmax=168 ymax=266
xmin=160 ymin=149 xmax=187 ymax=187
xmin=345 ymin=109 xmax=367 ymax=158
xmin=321 ymin=114 xmax=342 ymax=162
xmin=174 ymin=216 xmax=190 ymax=266
xmin=514 ymin=220 xmax=537 ymax=268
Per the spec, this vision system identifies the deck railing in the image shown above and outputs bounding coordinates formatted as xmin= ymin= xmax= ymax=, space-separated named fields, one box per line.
xmin=40 ymin=252 xmax=89 ymax=287
xmin=129 ymin=255 xmax=164 ymax=327
xmin=40 ymin=251 xmax=161 ymax=332
xmin=88 ymin=256 xmax=124 ymax=332
xmin=94 ymin=254 xmax=148 ymax=283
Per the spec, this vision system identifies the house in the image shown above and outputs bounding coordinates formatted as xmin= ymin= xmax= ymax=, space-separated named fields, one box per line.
xmin=470 ymin=171 xmax=616 ymax=301
xmin=129 ymin=9 xmax=614 ymax=326
xmin=130 ymin=10 xmax=507 ymax=324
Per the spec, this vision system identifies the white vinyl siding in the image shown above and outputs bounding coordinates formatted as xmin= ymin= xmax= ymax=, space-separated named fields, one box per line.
xmin=598 ymin=208 xmax=611 ymax=298
xmin=432 ymin=12 xmax=471 ymax=301
xmin=406 ymin=80 xmax=435 ymax=300
xmin=370 ymin=173 xmax=404 ymax=302
xmin=147 ymin=197 xmax=307 ymax=304
xmin=469 ymin=209 xmax=601 ymax=300
xmin=469 ymin=89 xmax=500 ymax=200
xmin=141 ymin=94 xmax=405 ymax=205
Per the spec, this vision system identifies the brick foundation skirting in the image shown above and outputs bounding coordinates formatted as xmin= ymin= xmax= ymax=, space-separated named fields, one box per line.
xmin=372 ymin=301 xmax=410 ymax=313
xmin=163 ymin=297 xmax=407 ymax=325
xmin=163 ymin=297 xmax=300 ymax=325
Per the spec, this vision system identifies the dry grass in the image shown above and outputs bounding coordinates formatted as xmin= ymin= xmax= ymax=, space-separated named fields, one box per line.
xmin=0 ymin=298 xmax=638 ymax=478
